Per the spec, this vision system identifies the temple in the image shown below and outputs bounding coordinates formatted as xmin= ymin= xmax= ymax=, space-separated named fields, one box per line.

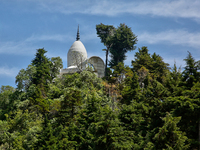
xmin=60 ymin=26 xmax=105 ymax=78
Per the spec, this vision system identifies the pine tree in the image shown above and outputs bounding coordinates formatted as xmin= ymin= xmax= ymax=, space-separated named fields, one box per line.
xmin=57 ymin=88 xmax=82 ymax=126
xmin=182 ymin=51 xmax=200 ymax=89
xmin=119 ymin=101 xmax=149 ymax=149
xmin=30 ymin=48 xmax=52 ymax=115
xmin=121 ymin=72 xmax=141 ymax=105
xmin=153 ymin=113 xmax=189 ymax=150
xmin=132 ymin=46 xmax=169 ymax=84
xmin=165 ymin=63 xmax=182 ymax=96
xmin=35 ymin=115 xmax=58 ymax=150
xmin=109 ymin=23 xmax=137 ymax=68
xmin=31 ymin=48 xmax=52 ymax=98
xmin=132 ymin=47 xmax=152 ymax=73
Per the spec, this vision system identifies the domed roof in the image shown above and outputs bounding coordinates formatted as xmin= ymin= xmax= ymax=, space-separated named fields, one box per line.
xmin=67 ymin=26 xmax=87 ymax=67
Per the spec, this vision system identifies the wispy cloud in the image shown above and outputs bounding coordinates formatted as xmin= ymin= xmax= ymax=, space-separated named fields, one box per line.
xmin=0 ymin=66 xmax=19 ymax=77
xmin=16 ymin=0 xmax=200 ymax=19
xmin=139 ymin=30 xmax=200 ymax=48
xmin=123 ymin=0 xmax=200 ymax=19
xmin=25 ymin=34 xmax=71 ymax=42
xmin=0 ymin=41 xmax=35 ymax=55
xmin=0 ymin=34 xmax=71 ymax=55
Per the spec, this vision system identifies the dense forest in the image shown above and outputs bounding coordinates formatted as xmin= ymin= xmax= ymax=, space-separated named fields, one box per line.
xmin=1 ymin=24 xmax=200 ymax=150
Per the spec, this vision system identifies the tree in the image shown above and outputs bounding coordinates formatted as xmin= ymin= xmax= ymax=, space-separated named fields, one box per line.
xmin=182 ymin=51 xmax=200 ymax=89
xmin=165 ymin=63 xmax=182 ymax=96
xmin=121 ymin=72 xmax=141 ymax=105
xmin=0 ymin=85 xmax=16 ymax=120
xmin=16 ymin=56 xmax=62 ymax=92
xmin=96 ymin=23 xmax=115 ymax=77
xmin=35 ymin=114 xmax=58 ymax=150
xmin=151 ymin=52 xmax=170 ymax=83
xmin=96 ymin=23 xmax=137 ymax=75
xmin=153 ymin=113 xmax=189 ymax=150
xmin=112 ymin=62 xmax=133 ymax=84
xmin=119 ymin=101 xmax=150 ymax=149
xmin=132 ymin=47 xmax=152 ymax=72
xmin=31 ymin=48 xmax=52 ymax=98
xmin=109 ymin=23 xmax=137 ymax=68
xmin=0 ymin=109 xmax=43 ymax=149
xmin=15 ymin=65 xmax=36 ymax=91
xmin=57 ymin=88 xmax=82 ymax=125
xmin=50 ymin=57 xmax=63 ymax=79
xmin=29 ymin=48 xmax=53 ymax=116
xmin=132 ymin=46 xmax=169 ymax=84
xmin=162 ymin=96 xmax=200 ymax=149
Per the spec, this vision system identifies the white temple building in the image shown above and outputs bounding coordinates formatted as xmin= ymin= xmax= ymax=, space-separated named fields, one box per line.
xmin=60 ymin=26 xmax=105 ymax=78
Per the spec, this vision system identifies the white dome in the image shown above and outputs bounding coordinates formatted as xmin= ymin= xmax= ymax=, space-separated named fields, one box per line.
xmin=67 ymin=40 xmax=87 ymax=67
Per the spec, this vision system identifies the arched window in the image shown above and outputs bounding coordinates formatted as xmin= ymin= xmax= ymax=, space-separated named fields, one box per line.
xmin=87 ymin=62 xmax=96 ymax=72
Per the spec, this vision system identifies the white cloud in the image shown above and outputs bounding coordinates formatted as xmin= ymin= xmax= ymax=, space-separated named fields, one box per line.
xmin=25 ymin=34 xmax=70 ymax=42
xmin=0 ymin=66 xmax=19 ymax=77
xmin=139 ymin=30 xmax=200 ymax=48
xmin=18 ymin=0 xmax=200 ymax=19
xmin=125 ymin=0 xmax=200 ymax=18
xmin=0 ymin=41 xmax=35 ymax=55
xmin=0 ymin=34 xmax=72 ymax=55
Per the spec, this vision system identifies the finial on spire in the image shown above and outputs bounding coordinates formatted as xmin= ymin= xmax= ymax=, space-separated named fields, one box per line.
xmin=76 ymin=25 xmax=80 ymax=41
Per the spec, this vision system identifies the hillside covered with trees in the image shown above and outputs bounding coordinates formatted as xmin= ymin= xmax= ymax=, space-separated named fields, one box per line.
xmin=0 ymin=24 xmax=200 ymax=150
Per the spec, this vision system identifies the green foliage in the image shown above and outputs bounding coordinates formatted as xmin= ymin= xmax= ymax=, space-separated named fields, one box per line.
xmin=50 ymin=57 xmax=63 ymax=79
xmin=121 ymin=72 xmax=141 ymax=104
xmin=32 ymin=48 xmax=52 ymax=98
xmin=15 ymin=65 xmax=36 ymax=91
xmin=182 ymin=51 xmax=200 ymax=89
xmin=96 ymin=23 xmax=115 ymax=47
xmin=109 ymin=23 xmax=137 ymax=68
xmin=163 ymin=96 xmax=200 ymax=149
xmin=132 ymin=46 xmax=169 ymax=84
xmin=132 ymin=46 xmax=152 ymax=72
xmin=2 ymin=45 xmax=200 ymax=149
xmin=0 ymin=110 xmax=42 ymax=149
xmin=96 ymin=23 xmax=115 ymax=77
xmin=112 ymin=62 xmax=133 ymax=84
xmin=57 ymin=88 xmax=82 ymax=125
xmin=35 ymin=115 xmax=58 ymax=150
xmin=153 ymin=113 xmax=189 ymax=150
xmin=96 ymin=23 xmax=137 ymax=70
xmin=0 ymin=85 xmax=16 ymax=120
xmin=119 ymin=102 xmax=149 ymax=149
xmin=165 ymin=63 xmax=182 ymax=96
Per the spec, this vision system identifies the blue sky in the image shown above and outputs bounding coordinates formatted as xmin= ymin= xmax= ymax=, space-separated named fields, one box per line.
xmin=0 ymin=0 xmax=200 ymax=87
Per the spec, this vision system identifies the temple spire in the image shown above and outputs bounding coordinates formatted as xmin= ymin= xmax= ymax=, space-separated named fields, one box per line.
xmin=76 ymin=25 xmax=80 ymax=41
